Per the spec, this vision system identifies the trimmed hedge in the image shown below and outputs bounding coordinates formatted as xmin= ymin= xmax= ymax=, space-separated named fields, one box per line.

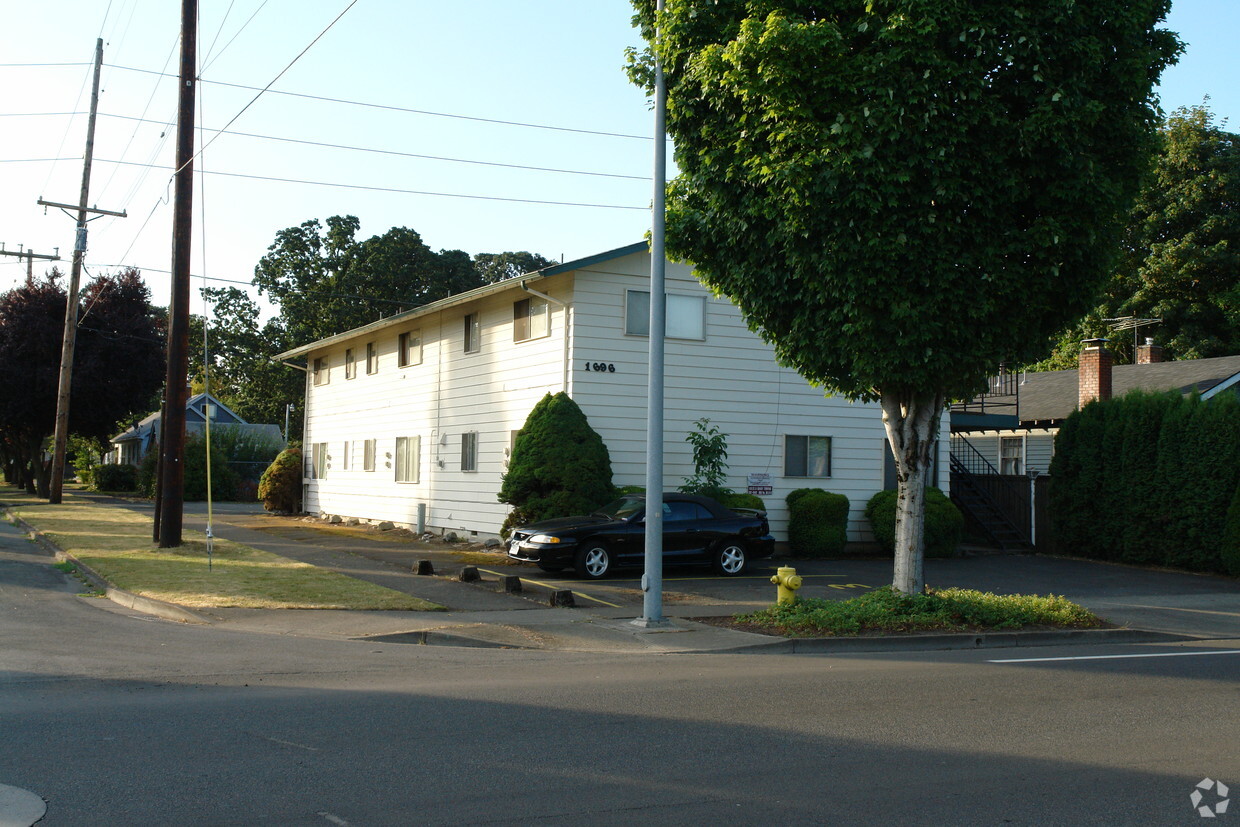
xmin=92 ymin=463 xmax=138 ymax=492
xmin=718 ymin=492 xmax=766 ymax=512
xmin=1049 ymin=391 xmax=1240 ymax=574
xmin=1224 ymin=483 xmax=1240 ymax=577
xmin=865 ymin=488 xmax=962 ymax=559
xmin=787 ymin=489 xmax=849 ymax=557
xmin=260 ymin=448 xmax=303 ymax=513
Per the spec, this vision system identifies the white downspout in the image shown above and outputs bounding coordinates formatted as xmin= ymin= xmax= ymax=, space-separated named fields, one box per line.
xmin=520 ymin=281 xmax=570 ymax=393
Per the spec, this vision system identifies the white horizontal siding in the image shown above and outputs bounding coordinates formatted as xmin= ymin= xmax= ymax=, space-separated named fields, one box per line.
xmin=299 ymin=250 xmax=950 ymax=545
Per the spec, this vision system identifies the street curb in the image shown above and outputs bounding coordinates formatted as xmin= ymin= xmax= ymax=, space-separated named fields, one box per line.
xmin=675 ymin=626 xmax=1196 ymax=655
xmin=3 ymin=505 xmax=211 ymax=625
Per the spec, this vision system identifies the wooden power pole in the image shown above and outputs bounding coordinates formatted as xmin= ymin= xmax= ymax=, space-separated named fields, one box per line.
xmin=44 ymin=38 xmax=126 ymax=504
xmin=157 ymin=0 xmax=197 ymax=547
xmin=0 ymin=245 xmax=60 ymax=285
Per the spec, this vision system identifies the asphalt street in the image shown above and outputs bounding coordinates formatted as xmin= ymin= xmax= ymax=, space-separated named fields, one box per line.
xmin=2 ymin=509 xmax=1239 ymax=825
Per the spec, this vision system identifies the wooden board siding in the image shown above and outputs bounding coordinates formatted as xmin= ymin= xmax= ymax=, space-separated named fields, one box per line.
xmin=298 ymin=248 xmax=947 ymax=544
xmin=302 ymin=278 xmax=572 ymax=536
xmin=568 ymin=254 xmax=936 ymax=543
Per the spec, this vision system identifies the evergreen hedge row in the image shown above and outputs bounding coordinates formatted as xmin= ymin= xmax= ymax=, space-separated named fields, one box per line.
xmin=1048 ymin=391 xmax=1240 ymax=574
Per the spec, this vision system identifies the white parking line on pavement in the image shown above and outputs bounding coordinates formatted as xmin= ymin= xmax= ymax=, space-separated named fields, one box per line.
xmin=989 ymin=649 xmax=1240 ymax=664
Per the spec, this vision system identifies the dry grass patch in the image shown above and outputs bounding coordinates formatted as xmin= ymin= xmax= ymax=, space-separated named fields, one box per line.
xmin=2 ymin=487 xmax=442 ymax=611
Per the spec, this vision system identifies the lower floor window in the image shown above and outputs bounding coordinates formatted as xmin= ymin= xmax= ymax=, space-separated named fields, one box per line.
xmin=311 ymin=442 xmax=328 ymax=479
xmin=363 ymin=439 xmax=376 ymax=472
xmin=395 ymin=436 xmax=420 ymax=483
xmin=784 ymin=435 xmax=831 ymax=477
xmin=461 ymin=431 xmax=478 ymax=472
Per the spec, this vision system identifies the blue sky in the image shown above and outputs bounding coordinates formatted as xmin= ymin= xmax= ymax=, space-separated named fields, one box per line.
xmin=1 ymin=1 xmax=1235 ymax=320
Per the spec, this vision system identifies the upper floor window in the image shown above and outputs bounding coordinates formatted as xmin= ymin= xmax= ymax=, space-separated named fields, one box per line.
xmin=365 ymin=342 xmax=378 ymax=375
xmin=784 ymin=435 xmax=831 ymax=477
xmin=345 ymin=348 xmax=356 ymax=380
xmin=464 ymin=312 xmax=481 ymax=353
xmin=513 ymin=298 xmax=550 ymax=342
xmin=625 ymin=290 xmax=706 ymax=340
xmin=398 ymin=330 xmax=422 ymax=368
xmin=312 ymin=356 xmax=330 ymax=386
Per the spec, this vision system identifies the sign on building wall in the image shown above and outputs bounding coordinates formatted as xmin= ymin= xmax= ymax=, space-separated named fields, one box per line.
xmin=747 ymin=472 xmax=773 ymax=496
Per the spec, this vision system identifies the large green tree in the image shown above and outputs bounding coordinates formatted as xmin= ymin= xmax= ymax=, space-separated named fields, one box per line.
xmin=631 ymin=1 xmax=1180 ymax=592
xmin=1030 ymin=103 xmax=1240 ymax=369
xmin=0 ymin=268 xmax=164 ymax=496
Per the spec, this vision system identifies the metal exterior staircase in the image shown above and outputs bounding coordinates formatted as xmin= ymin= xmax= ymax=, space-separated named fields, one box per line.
xmin=949 ymin=436 xmax=1031 ymax=551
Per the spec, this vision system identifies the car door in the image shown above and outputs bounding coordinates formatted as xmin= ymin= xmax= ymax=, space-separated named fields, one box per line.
xmin=662 ymin=500 xmax=708 ymax=562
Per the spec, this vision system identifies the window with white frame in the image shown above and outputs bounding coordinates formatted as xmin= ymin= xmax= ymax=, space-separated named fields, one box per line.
xmin=398 ymin=330 xmax=422 ymax=367
xmin=312 ymin=442 xmax=328 ymax=479
xmin=363 ymin=439 xmax=376 ymax=472
xmin=312 ymin=356 xmax=330 ymax=386
xmin=463 ymin=312 xmax=481 ymax=353
xmin=365 ymin=342 xmax=378 ymax=375
xmin=395 ymin=436 xmax=420 ymax=483
xmin=1000 ymin=437 xmax=1023 ymax=475
xmin=624 ymin=290 xmax=706 ymax=340
xmin=513 ymin=298 xmax=550 ymax=342
xmin=784 ymin=435 xmax=831 ymax=477
xmin=345 ymin=348 xmax=356 ymax=380
xmin=461 ymin=431 xmax=479 ymax=472
xmin=342 ymin=440 xmax=352 ymax=470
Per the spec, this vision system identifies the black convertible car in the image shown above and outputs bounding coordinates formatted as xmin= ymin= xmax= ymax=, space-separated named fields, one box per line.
xmin=506 ymin=493 xmax=775 ymax=579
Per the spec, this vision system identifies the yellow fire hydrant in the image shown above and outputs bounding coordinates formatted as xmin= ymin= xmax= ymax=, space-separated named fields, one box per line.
xmin=770 ymin=566 xmax=803 ymax=605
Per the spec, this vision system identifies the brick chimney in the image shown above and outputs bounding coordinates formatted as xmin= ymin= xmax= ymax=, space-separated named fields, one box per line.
xmin=1079 ymin=339 xmax=1113 ymax=408
xmin=1136 ymin=337 xmax=1164 ymax=364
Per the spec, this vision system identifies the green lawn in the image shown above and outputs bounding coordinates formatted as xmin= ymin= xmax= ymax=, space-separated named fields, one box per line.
xmin=2 ymin=486 xmax=443 ymax=611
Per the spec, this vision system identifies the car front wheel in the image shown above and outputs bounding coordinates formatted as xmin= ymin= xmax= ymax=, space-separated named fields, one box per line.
xmin=714 ymin=542 xmax=747 ymax=576
xmin=575 ymin=543 xmax=611 ymax=579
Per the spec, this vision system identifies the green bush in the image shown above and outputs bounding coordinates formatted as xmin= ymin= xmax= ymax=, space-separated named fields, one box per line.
xmin=92 ymin=464 xmax=138 ymax=492
xmin=865 ymin=488 xmax=962 ymax=559
xmin=616 ymin=484 xmax=646 ymax=496
xmin=1222 ymin=483 xmax=1240 ymax=578
xmin=718 ymin=492 xmax=766 ymax=512
xmin=787 ymin=489 xmax=849 ymax=557
xmin=183 ymin=433 xmax=238 ymax=501
xmin=498 ymin=392 xmax=615 ymax=532
xmin=259 ymin=448 xmax=303 ymax=513
xmin=137 ymin=449 xmax=159 ymax=498
xmin=1051 ymin=391 xmax=1240 ymax=574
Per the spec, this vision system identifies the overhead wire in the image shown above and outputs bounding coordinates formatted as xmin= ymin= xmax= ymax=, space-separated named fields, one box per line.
xmin=104 ymin=63 xmax=661 ymax=141
xmin=201 ymin=0 xmax=271 ymax=74
xmin=96 ymin=158 xmax=647 ymax=210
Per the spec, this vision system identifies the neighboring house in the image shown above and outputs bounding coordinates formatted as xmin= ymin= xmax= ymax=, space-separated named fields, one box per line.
xmin=275 ymin=242 xmax=950 ymax=543
xmin=109 ymin=392 xmax=283 ymax=465
xmin=948 ymin=339 xmax=1240 ymax=550
xmin=953 ymin=340 xmax=1240 ymax=475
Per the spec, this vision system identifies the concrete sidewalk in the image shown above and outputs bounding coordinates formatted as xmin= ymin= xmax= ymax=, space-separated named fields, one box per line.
xmin=8 ymin=493 xmax=1240 ymax=654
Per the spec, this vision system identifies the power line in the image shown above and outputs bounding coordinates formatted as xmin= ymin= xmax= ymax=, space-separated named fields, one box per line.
xmin=104 ymin=63 xmax=658 ymax=141
xmin=188 ymin=0 xmax=360 ymax=167
xmin=2 ymin=111 xmax=651 ymax=180
xmin=95 ymin=157 xmax=647 ymax=210
xmin=103 ymin=112 xmax=649 ymax=180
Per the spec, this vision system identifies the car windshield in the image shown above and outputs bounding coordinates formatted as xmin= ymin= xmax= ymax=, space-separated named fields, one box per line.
xmin=593 ymin=496 xmax=645 ymax=521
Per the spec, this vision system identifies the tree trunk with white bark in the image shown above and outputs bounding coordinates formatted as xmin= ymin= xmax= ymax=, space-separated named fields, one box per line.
xmin=880 ymin=389 xmax=946 ymax=595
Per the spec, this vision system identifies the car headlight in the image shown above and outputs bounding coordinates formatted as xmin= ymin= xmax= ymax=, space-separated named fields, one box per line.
xmin=528 ymin=534 xmax=562 ymax=544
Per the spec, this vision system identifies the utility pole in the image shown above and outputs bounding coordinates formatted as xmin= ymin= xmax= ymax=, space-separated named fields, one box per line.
xmin=43 ymin=38 xmax=127 ymax=504
xmin=635 ymin=0 xmax=670 ymax=629
xmin=0 ymin=244 xmax=60 ymax=285
xmin=158 ymin=0 xmax=197 ymax=547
